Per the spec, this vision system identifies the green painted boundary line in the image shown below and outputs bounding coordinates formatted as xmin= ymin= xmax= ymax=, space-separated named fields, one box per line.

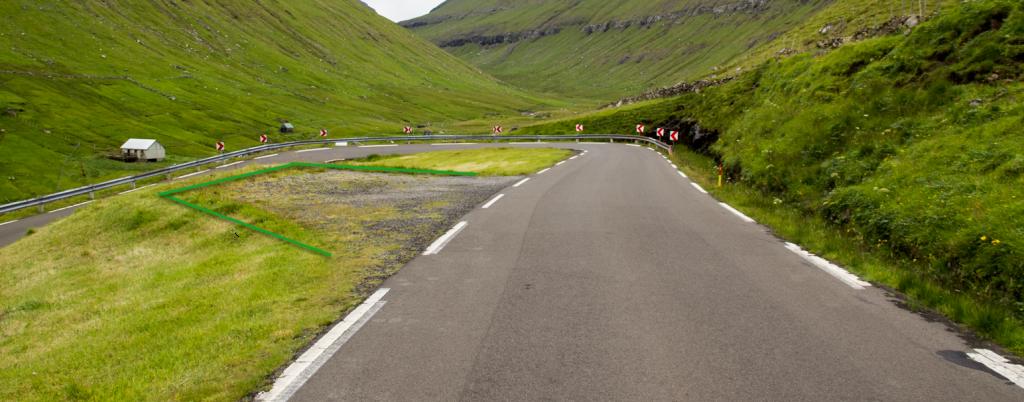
xmin=158 ymin=162 xmax=478 ymax=257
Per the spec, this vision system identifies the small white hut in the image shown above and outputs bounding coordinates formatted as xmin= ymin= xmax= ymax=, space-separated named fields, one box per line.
xmin=120 ymin=139 xmax=165 ymax=162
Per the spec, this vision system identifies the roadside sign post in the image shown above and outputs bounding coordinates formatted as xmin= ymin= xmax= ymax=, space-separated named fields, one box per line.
xmin=718 ymin=163 xmax=724 ymax=188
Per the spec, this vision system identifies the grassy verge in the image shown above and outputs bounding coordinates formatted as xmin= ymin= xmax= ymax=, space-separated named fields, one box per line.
xmin=0 ymin=146 xmax=550 ymax=400
xmin=349 ymin=147 xmax=574 ymax=175
xmin=669 ymin=146 xmax=1024 ymax=356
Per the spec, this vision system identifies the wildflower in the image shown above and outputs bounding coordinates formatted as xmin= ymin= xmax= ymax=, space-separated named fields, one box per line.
xmin=981 ymin=236 xmax=988 ymax=241
xmin=992 ymin=240 xmax=1002 ymax=246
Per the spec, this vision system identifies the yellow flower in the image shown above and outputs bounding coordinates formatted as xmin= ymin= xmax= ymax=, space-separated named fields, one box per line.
xmin=981 ymin=236 xmax=988 ymax=241
xmin=992 ymin=240 xmax=1002 ymax=246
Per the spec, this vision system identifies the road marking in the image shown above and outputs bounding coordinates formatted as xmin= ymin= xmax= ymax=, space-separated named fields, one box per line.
xmin=359 ymin=144 xmax=398 ymax=148
xmin=119 ymin=184 xmax=158 ymax=195
xmin=967 ymin=349 xmax=1024 ymax=389
xmin=52 ymin=201 xmax=93 ymax=213
xmin=569 ymin=156 xmax=579 ymax=160
xmin=578 ymin=142 xmax=606 ymax=145
xmin=216 ymin=161 xmax=244 ymax=169
xmin=627 ymin=144 xmax=642 ymax=147
xmin=176 ymin=170 xmax=209 ymax=180
xmin=556 ymin=161 xmax=566 ymax=166
xmin=690 ymin=183 xmax=708 ymax=194
xmin=254 ymin=153 xmax=279 ymax=160
xmin=423 ymin=221 xmax=468 ymax=256
xmin=509 ymin=142 xmax=548 ymax=144
xmin=296 ymin=148 xmax=329 ymax=153
xmin=784 ymin=242 xmax=871 ymax=289
xmin=0 ymin=220 xmax=18 ymax=226
xmin=324 ymin=159 xmax=346 ymax=164
xmin=671 ymin=164 xmax=677 ymax=169
xmin=537 ymin=168 xmax=550 ymax=174
xmin=431 ymin=143 xmax=477 ymax=146
xmin=513 ymin=178 xmax=530 ymax=187
xmin=678 ymin=171 xmax=688 ymax=179
xmin=719 ymin=203 xmax=756 ymax=223
xmin=481 ymin=194 xmax=505 ymax=209
xmin=256 ymin=288 xmax=390 ymax=402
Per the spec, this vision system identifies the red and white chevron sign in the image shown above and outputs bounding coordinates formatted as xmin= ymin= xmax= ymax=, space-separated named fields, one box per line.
xmin=575 ymin=124 xmax=584 ymax=132
xmin=259 ymin=134 xmax=268 ymax=144
xmin=670 ymin=131 xmax=680 ymax=141
xmin=656 ymin=127 xmax=665 ymax=137
xmin=493 ymin=125 xmax=503 ymax=134
xmin=215 ymin=141 xmax=225 ymax=151
xmin=319 ymin=128 xmax=328 ymax=138
xmin=636 ymin=124 xmax=645 ymax=134
xmin=403 ymin=126 xmax=412 ymax=134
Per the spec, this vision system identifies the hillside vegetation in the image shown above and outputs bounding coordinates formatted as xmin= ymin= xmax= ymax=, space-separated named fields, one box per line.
xmin=0 ymin=0 xmax=556 ymax=203
xmin=522 ymin=0 xmax=1024 ymax=346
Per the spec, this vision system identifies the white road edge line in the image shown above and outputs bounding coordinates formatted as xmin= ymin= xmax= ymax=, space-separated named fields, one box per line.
xmin=254 ymin=153 xmax=279 ymax=160
xmin=569 ymin=156 xmax=578 ymax=160
xmin=784 ymin=242 xmax=871 ymax=289
xmin=508 ymin=142 xmax=548 ymax=144
xmin=671 ymin=164 xmax=677 ymax=169
xmin=537 ymin=168 xmax=550 ymax=174
xmin=52 ymin=201 xmax=93 ymax=213
xmin=359 ymin=144 xmax=398 ymax=148
xmin=556 ymin=161 xmax=566 ymax=166
xmin=119 ymin=184 xmax=158 ymax=195
xmin=481 ymin=194 xmax=505 ymax=209
xmin=431 ymin=143 xmax=477 ymax=146
xmin=719 ymin=203 xmax=756 ymax=223
xmin=967 ymin=349 xmax=1024 ymax=389
xmin=256 ymin=288 xmax=391 ymax=402
xmin=296 ymin=148 xmax=329 ymax=153
xmin=678 ymin=171 xmax=688 ymax=178
xmin=690 ymin=183 xmax=708 ymax=194
xmin=177 ymin=170 xmax=209 ymax=180
xmin=627 ymin=144 xmax=642 ymax=147
xmin=324 ymin=159 xmax=346 ymax=164
xmin=0 ymin=220 xmax=19 ymax=226
xmin=423 ymin=221 xmax=468 ymax=256
xmin=513 ymin=178 xmax=530 ymax=187
xmin=216 ymin=161 xmax=244 ymax=169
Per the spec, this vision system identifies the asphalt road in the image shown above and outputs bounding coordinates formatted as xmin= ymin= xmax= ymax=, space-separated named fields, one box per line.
xmin=3 ymin=142 xmax=1022 ymax=400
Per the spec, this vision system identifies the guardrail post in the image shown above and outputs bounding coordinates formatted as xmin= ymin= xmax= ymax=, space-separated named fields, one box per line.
xmin=130 ymin=181 xmax=137 ymax=190
xmin=37 ymin=204 xmax=44 ymax=213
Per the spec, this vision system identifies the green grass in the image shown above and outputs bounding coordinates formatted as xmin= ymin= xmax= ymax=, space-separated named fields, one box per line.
xmin=349 ymin=147 xmax=574 ymax=175
xmin=0 ymin=146 xmax=556 ymax=400
xmin=521 ymin=0 xmax=1024 ymax=354
xmin=0 ymin=0 xmax=563 ymax=203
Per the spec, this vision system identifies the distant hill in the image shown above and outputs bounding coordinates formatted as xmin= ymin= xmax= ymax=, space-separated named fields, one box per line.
xmin=0 ymin=0 xmax=553 ymax=203
xmin=405 ymin=0 xmax=963 ymax=100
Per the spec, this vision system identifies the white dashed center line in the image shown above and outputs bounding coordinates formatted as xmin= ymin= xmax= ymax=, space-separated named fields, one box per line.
xmin=0 ymin=220 xmax=19 ymax=226
xmin=216 ymin=161 xmax=244 ymax=169
xmin=52 ymin=201 xmax=93 ymax=213
xmin=296 ymin=148 xmax=329 ymax=153
xmin=177 ymin=170 xmax=209 ymax=180
xmin=254 ymin=153 xmax=278 ymax=160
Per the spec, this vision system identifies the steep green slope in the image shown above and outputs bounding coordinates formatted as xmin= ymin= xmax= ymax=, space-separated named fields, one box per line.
xmin=406 ymin=0 xmax=834 ymax=99
xmin=522 ymin=0 xmax=1024 ymax=346
xmin=0 ymin=0 xmax=555 ymax=203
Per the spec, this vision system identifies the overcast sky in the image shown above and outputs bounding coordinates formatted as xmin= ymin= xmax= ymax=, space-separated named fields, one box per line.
xmin=362 ymin=0 xmax=446 ymax=22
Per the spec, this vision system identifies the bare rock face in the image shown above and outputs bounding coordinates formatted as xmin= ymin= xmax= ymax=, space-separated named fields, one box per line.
xmin=604 ymin=76 xmax=735 ymax=108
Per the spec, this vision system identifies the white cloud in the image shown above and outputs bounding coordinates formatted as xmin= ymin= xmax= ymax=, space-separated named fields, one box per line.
xmin=362 ymin=0 xmax=446 ymax=22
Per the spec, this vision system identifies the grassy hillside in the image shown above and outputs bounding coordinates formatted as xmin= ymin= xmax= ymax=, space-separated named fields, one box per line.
xmin=406 ymin=0 xmax=833 ymax=100
xmin=0 ymin=0 xmax=557 ymax=203
xmin=521 ymin=0 xmax=1024 ymax=349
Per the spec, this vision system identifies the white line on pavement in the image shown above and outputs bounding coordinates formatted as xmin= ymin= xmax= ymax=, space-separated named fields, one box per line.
xmin=216 ymin=161 xmax=244 ymax=169
xmin=671 ymin=164 xmax=677 ymax=169
xmin=719 ymin=203 xmax=756 ymax=223
xmin=0 ymin=220 xmax=19 ymax=226
xmin=569 ymin=156 xmax=579 ymax=160
xmin=431 ymin=143 xmax=477 ymax=146
xmin=678 ymin=171 xmax=688 ymax=178
xmin=509 ymin=142 xmax=548 ymax=144
xmin=254 ymin=153 xmax=279 ymax=160
xmin=627 ymin=144 xmax=642 ymax=147
xmin=119 ymin=184 xmax=158 ymax=195
xmin=256 ymin=288 xmax=391 ymax=402
xmin=537 ymin=168 xmax=550 ymax=174
xmin=176 ymin=170 xmax=209 ymax=180
xmin=513 ymin=178 xmax=530 ymax=187
xmin=296 ymin=148 xmax=329 ymax=153
xmin=967 ymin=349 xmax=1024 ymax=389
xmin=784 ymin=242 xmax=871 ymax=289
xmin=481 ymin=194 xmax=505 ymax=209
xmin=690 ymin=183 xmax=708 ymax=194
xmin=423 ymin=221 xmax=468 ymax=256
xmin=359 ymin=144 xmax=398 ymax=148
xmin=52 ymin=201 xmax=93 ymax=213
xmin=324 ymin=159 xmax=346 ymax=164
xmin=556 ymin=161 xmax=566 ymax=166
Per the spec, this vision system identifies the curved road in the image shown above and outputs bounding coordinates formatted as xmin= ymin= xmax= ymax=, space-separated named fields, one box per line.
xmin=3 ymin=143 xmax=1022 ymax=400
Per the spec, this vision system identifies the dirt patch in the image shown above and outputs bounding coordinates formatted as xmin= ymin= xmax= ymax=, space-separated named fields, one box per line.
xmin=217 ymin=170 xmax=518 ymax=293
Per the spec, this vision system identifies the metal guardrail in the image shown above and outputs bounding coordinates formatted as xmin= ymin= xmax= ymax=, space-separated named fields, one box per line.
xmin=0 ymin=134 xmax=670 ymax=214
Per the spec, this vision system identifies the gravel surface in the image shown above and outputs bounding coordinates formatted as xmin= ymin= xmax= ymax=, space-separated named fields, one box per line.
xmin=221 ymin=170 xmax=518 ymax=292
